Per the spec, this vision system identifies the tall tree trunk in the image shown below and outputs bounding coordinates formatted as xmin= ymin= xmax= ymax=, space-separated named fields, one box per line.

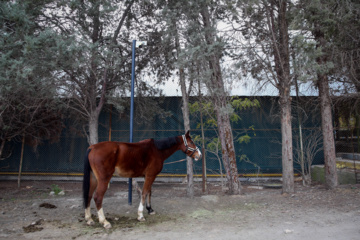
xmin=293 ymin=49 xmax=306 ymax=185
xmin=200 ymin=6 xmax=241 ymax=194
xmin=314 ymin=27 xmax=338 ymax=189
xmin=199 ymin=92 xmax=207 ymax=192
xmin=180 ymin=71 xmax=193 ymax=197
xmin=86 ymin=1 xmax=105 ymax=146
xmin=280 ymin=95 xmax=294 ymax=193
xmin=216 ymin=108 xmax=241 ymax=194
xmin=88 ymin=110 xmax=99 ymax=145
xmin=318 ymin=75 xmax=338 ymax=188
xmin=267 ymin=0 xmax=294 ymax=193
xmin=173 ymin=18 xmax=194 ymax=197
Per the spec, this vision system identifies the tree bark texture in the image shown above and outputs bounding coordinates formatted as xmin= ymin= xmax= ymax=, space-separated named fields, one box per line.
xmin=267 ymin=0 xmax=294 ymax=193
xmin=182 ymin=87 xmax=194 ymax=197
xmin=313 ymin=27 xmax=339 ymax=189
xmin=173 ymin=17 xmax=194 ymax=197
xmin=318 ymin=75 xmax=338 ymax=188
xmin=200 ymin=6 xmax=241 ymax=194
xmin=280 ymin=96 xmax=294 ymax=193
xmin=217 ymin=110 xmax=242 ymax=194
xmin=180 ymin=66 xmax=194 ymax=197
xmin=88 ymin=111 xmax=99 ymax=145
xmin=86 ymin=2 xmax=106 ymax=146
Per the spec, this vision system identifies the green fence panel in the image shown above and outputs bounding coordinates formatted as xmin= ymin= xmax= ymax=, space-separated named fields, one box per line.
xmin=0 ymin=96 xmax=324 ymax=175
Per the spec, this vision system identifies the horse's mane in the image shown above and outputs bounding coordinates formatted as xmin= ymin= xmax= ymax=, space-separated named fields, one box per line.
xmin=153 ymin=136 xmax=180 ymax=150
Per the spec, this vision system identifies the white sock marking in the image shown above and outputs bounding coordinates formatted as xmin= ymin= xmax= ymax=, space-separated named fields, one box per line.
xmin=97 ymin=208 xmax=106 ymax=223
xmin=85 ymin=207 xmax=91 ymax=220
xmin=138 ymin=202 xmax=144 ymax=220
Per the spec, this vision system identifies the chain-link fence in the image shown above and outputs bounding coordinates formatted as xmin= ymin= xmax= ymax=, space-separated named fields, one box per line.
xmin=335 ymin=130 xmax=360 ymax=153
xmin=0 ymin=96 xmax=327 ymax=177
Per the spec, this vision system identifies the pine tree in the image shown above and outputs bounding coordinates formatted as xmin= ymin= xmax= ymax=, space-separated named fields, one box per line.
xmin=297 ymin=0 xmax=339 ymax=188
xmin=0 ymin=0 xmax=63 ymax=157
xmin=231 ymin=0 xmax=295 ymax=193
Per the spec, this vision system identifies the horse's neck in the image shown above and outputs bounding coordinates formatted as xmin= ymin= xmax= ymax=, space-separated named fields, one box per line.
xmin=159 ymin=143 xmax=181 ymax=162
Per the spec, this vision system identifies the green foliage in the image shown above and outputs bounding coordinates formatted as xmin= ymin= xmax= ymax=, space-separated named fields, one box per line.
xmin=206 ymin=137 xmax=221 ymax=153
xmin=231 ymin=97 xmax=260 ymax=111
xmin=190 ymin=97 xmax=260 ymax=162
xmin=190 ymin=101 xmax=217 ymax=128
xmin=237 ymin=134 xmax=251 ymax=144
xmin=45 ymin=0 xmax=168 ymax=140
xmin=0 ymin=0 xmax=64 ymax=152
xmin=291 ymin=0 xmax=360 ymax=84
xmin=51 ymin=184 xmax=62 ymax=195
xmin=238 ymin=154 xmax=260 ymax=172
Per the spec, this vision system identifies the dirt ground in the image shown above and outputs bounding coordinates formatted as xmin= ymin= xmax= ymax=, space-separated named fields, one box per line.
xmin=0 ymin=179 xmax=359 ymax=240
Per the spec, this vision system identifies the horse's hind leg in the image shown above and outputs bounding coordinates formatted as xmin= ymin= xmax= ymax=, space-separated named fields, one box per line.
xmin=85 ymin=172 xmax=97 ymax=226
xmin=94 ymin=179 xmax=112 ymax=229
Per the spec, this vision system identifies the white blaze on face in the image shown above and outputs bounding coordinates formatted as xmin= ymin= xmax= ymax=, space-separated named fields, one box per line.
xmin=195 ymin=148 xmax=202 ymax=161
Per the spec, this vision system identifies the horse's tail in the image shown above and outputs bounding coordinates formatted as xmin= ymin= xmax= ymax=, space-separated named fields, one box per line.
xmin=82 ymin=148 xmax=92 ymax=209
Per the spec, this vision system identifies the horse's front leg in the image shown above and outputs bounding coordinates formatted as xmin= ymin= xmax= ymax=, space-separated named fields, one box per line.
xmin=146 ymin=190 xmax=155 ymax=215
xmin=137 ymin=176 xmax=156 ymax=221
xmin=137 ymin=196 xmax=146 ymax=221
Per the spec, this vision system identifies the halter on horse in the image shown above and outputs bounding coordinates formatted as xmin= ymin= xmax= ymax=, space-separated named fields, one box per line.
xmin=82 ymin=131 xmax=201 ymax=229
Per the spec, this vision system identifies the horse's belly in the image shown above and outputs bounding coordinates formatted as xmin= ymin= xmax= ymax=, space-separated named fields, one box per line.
xmin=114 ymin=166 xmax=143 ymax=178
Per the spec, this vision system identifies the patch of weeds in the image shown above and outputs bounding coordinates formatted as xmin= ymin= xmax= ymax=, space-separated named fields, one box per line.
xmin=243 ymin=202 xmax=259 ymax=210
xmin=141 ymin=214 xmax=174 ymax=227
xmin=81 ymin=214 xmax=175 ymax=233
xmin=4 ymin=198 xmax=17 ymax=202
xmin=47 ymin=220 xmax=69 ymax=229
xmin=189 ymin=209 xmax=213 ymax=219
xmin=51 ymin=184 xmax=62 ymax=195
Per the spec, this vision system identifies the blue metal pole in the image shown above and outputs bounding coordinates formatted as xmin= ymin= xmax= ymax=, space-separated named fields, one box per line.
xmin=129 ymin=40 xmax=136 ymax=205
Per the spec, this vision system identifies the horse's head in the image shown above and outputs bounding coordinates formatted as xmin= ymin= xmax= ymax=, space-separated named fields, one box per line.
xmin=181 ymin=131 xmax=202 ymax=161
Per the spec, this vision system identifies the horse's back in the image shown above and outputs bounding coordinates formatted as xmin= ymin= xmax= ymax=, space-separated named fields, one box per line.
xmin=89 ymin=141 xmax=119 ymax=157
xmin=88 ymin=140 xmax=156 ymax=178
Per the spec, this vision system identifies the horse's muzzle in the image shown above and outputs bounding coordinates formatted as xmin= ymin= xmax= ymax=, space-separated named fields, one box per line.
xmin=194 ymin=150 xmax=202 ymax=161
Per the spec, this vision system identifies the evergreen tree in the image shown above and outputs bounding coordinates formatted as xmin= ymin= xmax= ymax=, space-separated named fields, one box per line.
xmin=158 ymin=0 xmax=242 ymax=194
xmin=295 ymin=0 xmax=340 ymax=188
xmin=230 ymin=0 xmax=295 ymax=193
xmin=42 ymin=0 xmax=164 ymax=145
xmin=0 ymin=0 xmax=63 ymax=158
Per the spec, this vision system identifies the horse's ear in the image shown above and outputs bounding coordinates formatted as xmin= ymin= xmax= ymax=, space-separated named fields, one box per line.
xmin=185 ymin=130 xmax=190 ymax=137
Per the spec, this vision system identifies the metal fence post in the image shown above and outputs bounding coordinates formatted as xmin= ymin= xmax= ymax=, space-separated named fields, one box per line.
xmin=128 ymin=39 xmax=136 ymax=205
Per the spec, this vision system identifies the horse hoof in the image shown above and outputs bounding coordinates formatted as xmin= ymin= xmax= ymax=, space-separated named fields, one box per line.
xmin=137 ymin=217 xmax=146 ymax=222
xmin=86 ymin=219 xmax=95 ymax=226
xmin=149 ymin=211 xmax=156 ymax=215
xmin=104 ymin=222 xmax=112 ymax=229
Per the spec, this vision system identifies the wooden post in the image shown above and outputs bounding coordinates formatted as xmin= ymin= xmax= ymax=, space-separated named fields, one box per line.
xmin=18 ymin=134 xmax=25 ymax=188
xmin=108 ymin=105 xmax=112 ymax=141
xmin=200 ymin=105 xmax=207 ymax=193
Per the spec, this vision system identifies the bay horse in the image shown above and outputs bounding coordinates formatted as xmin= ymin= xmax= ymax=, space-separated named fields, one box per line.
xmin=82 ymin=131 xmax=202 ymax=229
